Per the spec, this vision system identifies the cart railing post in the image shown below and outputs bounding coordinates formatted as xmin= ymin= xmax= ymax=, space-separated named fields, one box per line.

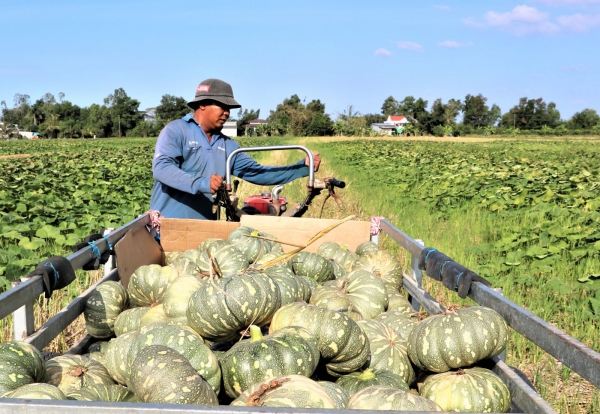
xmin=409 ymin=239 xmax=424 ymax=311
xmin=103 ymin=228 xmax=115 ymax=277
xmin=12 ymin=278 xmax=35 ymax=341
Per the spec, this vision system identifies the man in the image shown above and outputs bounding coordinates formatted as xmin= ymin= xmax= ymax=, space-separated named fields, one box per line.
xmin=150 ymin=78 xmax=321 ymax=219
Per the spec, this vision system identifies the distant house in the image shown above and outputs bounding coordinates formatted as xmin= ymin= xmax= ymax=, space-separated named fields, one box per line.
xmin=371 ymin=115 xmax=410 ymax=135
xmin=143 ymin=108 xmax=157 ymax=124
xmin=222 ymin=121 xmax=238 ymax=137
xmin=242 ymin=119 xmax=269 ymax=136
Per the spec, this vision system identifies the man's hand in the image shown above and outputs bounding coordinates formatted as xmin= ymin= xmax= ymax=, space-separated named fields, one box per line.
xmin=210 ymin=174 xmax=223 ymax=194
xmin=305 ymin=151 xmax=321 ymax=172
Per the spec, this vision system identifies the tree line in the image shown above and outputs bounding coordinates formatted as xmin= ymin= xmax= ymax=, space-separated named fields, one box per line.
xmin=1 ymin=88 xmax=599 ymax=139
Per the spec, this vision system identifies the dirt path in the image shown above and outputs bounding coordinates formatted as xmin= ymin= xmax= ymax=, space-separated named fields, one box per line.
xmin=0 ymin=154 xmax=31 ymax=160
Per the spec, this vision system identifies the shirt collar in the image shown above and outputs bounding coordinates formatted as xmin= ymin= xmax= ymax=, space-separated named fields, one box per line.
xmin=183 ymin=114 xmax=226 ymax=143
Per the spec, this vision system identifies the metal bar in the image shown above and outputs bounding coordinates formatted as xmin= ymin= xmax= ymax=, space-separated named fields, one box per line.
xmin=0 ymin=399 xmax=453 ymax=414
xmin=380 ymin=219 xmax=423 ymax=257
xmin=24 ymin=269 xmax=120 ymax=350
xmin=225 ymin=145 xmax=314 ymax=189
xmin=471 ymin=283 xmax=600 ymax=389
xmin=409 ymin=238 xmax=424 ymax=311
xmin=491 ymin=356 xmax=557 ymax=414
xmin=0 ymin=215 xmax=149 ymax=321
xmin=103 ymin=227 xmax=115 ymax=277
xmin=11 ymin=278 xmax=35 ymax=340
xmin=402 ymin=274 xmax=445 ymax=315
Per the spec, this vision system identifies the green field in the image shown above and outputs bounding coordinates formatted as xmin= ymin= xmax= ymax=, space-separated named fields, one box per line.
xmin=1 ymin=136 xmax=599 ymax=413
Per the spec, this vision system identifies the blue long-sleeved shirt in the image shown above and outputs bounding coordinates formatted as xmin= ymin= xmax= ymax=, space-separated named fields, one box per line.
xmin=149 ymin=115 xmax=310 ymax=219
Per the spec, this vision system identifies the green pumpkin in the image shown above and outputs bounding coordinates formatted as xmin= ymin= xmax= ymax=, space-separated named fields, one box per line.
xmin=347 ymin=385 xmax=442 ymax=411
xmin=311 ymin=270 xmax=388 ymax=319
xmin=295 ymin=275 xmax=314 ymax=302
xmin=221 ymin=325 xmax=319 ymax=398
xmin=44 ymin=355 xmax=115 ymax=394
xmin=84 ymin=280 xmax=129 ymax=338
xmin=139 ymin=304 xmax=171 ymax=328
xmin=269 ymin=302 xmax=369 ymax=377
xmin=3 ymin=383 xmax=66 ymax=400
xmin=169 ymin=257 xmax=201 ymax=276
xmin=66 ymin=383 xmax=136 ymax=402
xmin=0 ymin=341 xmax=45 ymax=395
xmin=265 ymin=266 xmax=301 ymax=306
xmin=87 ymin=341 xmax=109 ymax=354
xmin=355 ymin=241 xmax=379 ymax=256
xmin=290 ymin=251 xmax=334 ymax=283
xmin=351 ymin=250 xmax=403 ymax=293
xmin=357 ymin=319 xmax=415 ymax=385
xmin=330 ymin=260 xmax=347 ymax=279
xmin=420 ymin=367 xmax=511 ymax=413
xmin=164 ymin=251 xmax=182 ymax=265
xmin=197 ymin=242 xmax=249 ymax=277
xmin=104 ymin=330 xmax=140 ymax=385
xmin=317 ymin=381 xmax=350 ymax=409
xmin=187 ymin=270 xmax=281 ymax=342
xmin=231 ymin=374 xmax=336 ymax=408
xmin=407 ymin=306 xmax=509 ymax=373
xmin=387 ymin=290 xmax=414 ymax=313
xmin=335 ymin=368 xmax=409 ymax=396
xmin=113 ymin=307 xmax=150 ymax=336
xmin=228 ymin=226 xmax=272 ymax=263
xmin=330 ymin=246 xmax=358 ymax=272
xmin=162 ymin=275 xmax=205 ymax=325
xmin=198 ymin=238 xmax=227 ymax=252
xmin=128 ymin=264 xmax=179 ymax=307
xmin=375 ymin=309 xmax=419 ymax=342
xmin=130 ymin=345 xmax=218 ymax=405
xmin=316 ymin=241 xmax=341 ymax=259
xmin=127 ymin=323 xmax=221 ymax=394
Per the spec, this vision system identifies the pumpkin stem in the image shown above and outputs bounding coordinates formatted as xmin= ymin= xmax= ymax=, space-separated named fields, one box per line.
xmin=446 ymin=305 xmax=461 ymax=314
xmin=246 ymin=378 xmax=291 ymax=406
xmin=67 ymin=366 xmax=87 ymax=377
xmin=456 ymin=369 xmax=466 ymax=375
xmin=358 ymin=369 xmax=376 ymax=381
xmin=249 ymin=325 xmax=264 ymax=342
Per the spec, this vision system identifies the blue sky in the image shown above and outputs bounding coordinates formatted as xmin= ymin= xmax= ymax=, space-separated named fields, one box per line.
xmin=1 ymin=0 xmax=599 ymax=120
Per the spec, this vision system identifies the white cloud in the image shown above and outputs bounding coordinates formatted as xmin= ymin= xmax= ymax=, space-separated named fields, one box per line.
xmin=462 ymin=17 xmax=486 ymax=28
xmin=434 ymin=5 xmax=450 ymax=11
xmin=557 ymin=13 xmax=600 ymax=31
xmin=437 ymin=40 xmax=473 ymax=48
xmin=374 ymin=48 xmax=392 ymax=56
xmin=396 ymin=41 xmax=423 ymax=52
xmin=466 ymin=5 xmax=561 ymax=35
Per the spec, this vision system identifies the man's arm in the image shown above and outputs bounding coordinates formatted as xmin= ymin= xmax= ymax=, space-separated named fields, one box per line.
xmin=152 ymin=123 xmax=211 ymax=194
xmin=231 ymin=151 xmax=310 ymax=186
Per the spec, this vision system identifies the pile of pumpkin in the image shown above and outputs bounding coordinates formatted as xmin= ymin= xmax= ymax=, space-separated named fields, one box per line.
xmin=0 ymin=226 xmax=511 ymax=412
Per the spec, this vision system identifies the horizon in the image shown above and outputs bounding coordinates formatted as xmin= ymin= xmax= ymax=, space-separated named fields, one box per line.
xmin=2 ymin=0 xmax=599 ymax=121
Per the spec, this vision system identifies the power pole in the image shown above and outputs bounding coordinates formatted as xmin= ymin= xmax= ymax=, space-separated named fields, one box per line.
xmin=118 ymin=114 xmax=121 ymax=137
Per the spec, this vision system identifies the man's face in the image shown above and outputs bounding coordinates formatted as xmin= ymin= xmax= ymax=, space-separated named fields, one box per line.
xmin=198 ymin=101 xmax=231 ymax=132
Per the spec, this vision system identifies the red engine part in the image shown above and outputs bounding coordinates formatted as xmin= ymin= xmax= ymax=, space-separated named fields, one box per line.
xmin=243 ymin=192 xmax=287 ymax=215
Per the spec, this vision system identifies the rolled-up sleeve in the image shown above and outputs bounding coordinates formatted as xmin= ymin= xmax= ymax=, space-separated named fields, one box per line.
xmin=152 ymin=123 xmax=210 ymax=194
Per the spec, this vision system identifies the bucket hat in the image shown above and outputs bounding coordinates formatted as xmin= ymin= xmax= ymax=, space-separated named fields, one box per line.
xmin=187 ymin=78 xmax=241 ymax=109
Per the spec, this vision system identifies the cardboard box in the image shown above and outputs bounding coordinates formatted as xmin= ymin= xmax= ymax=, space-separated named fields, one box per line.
xmin=115 ymin=216 xmax=370 ymax=287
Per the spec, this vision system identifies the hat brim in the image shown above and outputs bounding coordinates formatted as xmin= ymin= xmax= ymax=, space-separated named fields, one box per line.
xmin=187 ymin=96 xmax=241 ymax=110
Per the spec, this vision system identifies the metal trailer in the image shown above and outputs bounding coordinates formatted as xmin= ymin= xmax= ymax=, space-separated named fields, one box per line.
xmin=1 ymin=214 xmax=599 ymax=414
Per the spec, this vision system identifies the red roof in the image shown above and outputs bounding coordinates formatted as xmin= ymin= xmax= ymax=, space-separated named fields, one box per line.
xmin=389 ymin=115 xmax=405 ymax=121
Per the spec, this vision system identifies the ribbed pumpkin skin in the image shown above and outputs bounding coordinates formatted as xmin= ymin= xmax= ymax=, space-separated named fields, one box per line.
xmin=169 ymin=257 xmax=200 ymax=277
xmin=316 ymin=241 xmax=341 ymax=259
xmin=351 ymin=250 xmax=403 ymax=293
xmin=313 ymin=270 xmax=388 ymax=319
xmin=420 ymin=367 xmax=511 ymax=413
xmin=265 ymin=267 xmax=301 ymax=306
xmin=66 ymin=383 xmax=136 ymax=402
xmin=113 ymin=307 xmax=149 ymax=336
xmin=87 ymin=341 xmax=109 ymax=354
xmin=355 ymin=241 xmax=379 ymax=256
xmin=228 ymin=226 xmax=271 ymax=263
xmin=0 ymin=341 xmax=45 ymax=395
xmin=357 ymin=319 xmax=415 ymax=385
xmin=221 ymin=325 xmax=319 ymax=398
xmin=290 ymin=252 xmax=334 ymax=283
xmin=164 ymin=251 xmax=182 ymax=265
xmin=309 ymin=285 xmax=358 ymax=320
xmin=347 ymin=385 xmax=442 ymax=411
xmin=387 ymin=290 xmax=414 ymax=313
xmin=197 ymin=243 xmax=249 ymax=277
xmin=317 ymin=381 xmax=350 ymax=409
xmin=187 ymin=270 xmax=281 ymax=342
xmin=130 ymin=345 xmax=218 ymax=405
xmin=3 ymin=383 xmax=66 ymax=400
xmin=269 ymin=302 xmax=369 ymax=377
xmin=336 ymin=369 xmax=409 ymax=396
xmin=296 ymin=275 xmax=317 ymax=300
xmin=139 ymin=304 xmax=171 ymax=328
xmin=162 ymin=275 xmax=205 ymax=325
xmin=104 ymin=330 xmax=139 ymax=385
xmin=127 ymin=323 xmax=221 ymax=394
xmin=375 ymin=309 xmax=419 ymax=342
xmin=84 ymin=281 xmax=129 ymax=338
xmin=44 ymin=355 xmax=115 ymax=394
xmin=407 ymin=306 xmax=509 ymax=373
xmin=128 ymin=264 xmax=179 ymax=307
xmin=231 ymin=374 xmax=336 ymax=408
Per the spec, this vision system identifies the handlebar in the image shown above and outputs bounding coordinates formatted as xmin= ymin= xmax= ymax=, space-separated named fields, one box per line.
xmin=225 ymin=145 xmax=315 ymax=190
xmin=328 ymin=178 xmax=346 ymax=189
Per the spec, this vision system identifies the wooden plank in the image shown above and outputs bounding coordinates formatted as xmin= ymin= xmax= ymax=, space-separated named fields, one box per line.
xmin=25 ymin=270 xmax=120 ymax=350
